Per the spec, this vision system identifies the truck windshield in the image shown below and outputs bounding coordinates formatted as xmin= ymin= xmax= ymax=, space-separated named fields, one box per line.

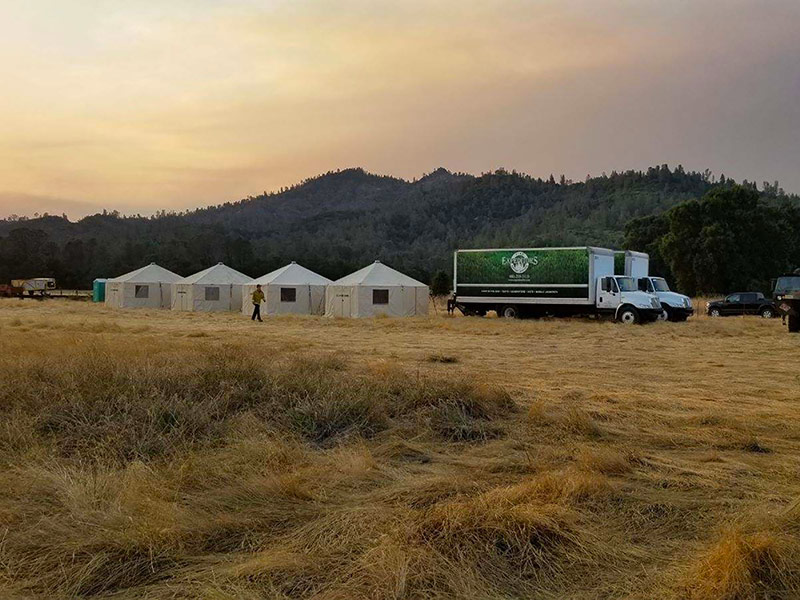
xmin=775 ymin=276 xmax=800 ymax=294
xmin=616 ymin=277 xmax=638 ymax=292
xmin=652 ymin=278 xmax=670 ymax=292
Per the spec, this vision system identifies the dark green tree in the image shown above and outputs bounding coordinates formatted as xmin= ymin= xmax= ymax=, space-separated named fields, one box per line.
xmin=660 ymin=186 xmax=793 ymax=295
xmin=430 ymin=270 xmax=451 ymax=296
xmin=0 ymin=228 xmax=50 ymax=282
xmin=623 ymin=214 xmax=672 ymax=282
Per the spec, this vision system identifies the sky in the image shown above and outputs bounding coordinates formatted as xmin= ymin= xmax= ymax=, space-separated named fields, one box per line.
xmin=1 ymin=0 xmax=798 ymax=219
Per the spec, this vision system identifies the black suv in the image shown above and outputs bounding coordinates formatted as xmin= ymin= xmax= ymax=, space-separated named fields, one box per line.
xmin=706 ymin=293 xmax=776 ymax=318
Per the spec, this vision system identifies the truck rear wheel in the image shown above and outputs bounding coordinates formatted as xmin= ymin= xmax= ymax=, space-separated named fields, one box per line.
xmin=499 ymin=305 xmax=519 ymax=319
xmin=788 ymin=314 xmax=800 ymax=333
xmin=759 ymin=307 xmax=774 ymax=319
xmin=617 ymin=306 xmax=639 ymax=324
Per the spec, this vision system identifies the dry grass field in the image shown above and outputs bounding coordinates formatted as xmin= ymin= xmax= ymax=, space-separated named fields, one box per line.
xmin=1 ymin=298 xmax=799 ymax=599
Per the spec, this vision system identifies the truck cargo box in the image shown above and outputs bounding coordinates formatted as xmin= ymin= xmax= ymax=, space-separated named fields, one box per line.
xmin=613 ymin=250 xmax=649 ymax=278
xmin=453 ymin=246 xmax=614 ymax=306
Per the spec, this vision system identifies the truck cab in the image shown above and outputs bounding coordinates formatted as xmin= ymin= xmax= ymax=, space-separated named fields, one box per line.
xmin=637 ymin=276 xmax=693 ymax=321
xmin=773 ymin=271 xmax=800 ymax=333
xmin=613 ymin=250 xmax=693 ymax=322
xmin=596 ymin=275 xmax=664 ymax=323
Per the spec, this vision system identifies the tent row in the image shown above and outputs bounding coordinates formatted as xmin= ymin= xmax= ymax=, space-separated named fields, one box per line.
xmin=104 ymin=260 xmax=428 ymax=317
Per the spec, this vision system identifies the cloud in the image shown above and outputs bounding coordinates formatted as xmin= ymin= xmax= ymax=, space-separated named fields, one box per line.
xmin=0 ymin=0 xmax=798 ymax=218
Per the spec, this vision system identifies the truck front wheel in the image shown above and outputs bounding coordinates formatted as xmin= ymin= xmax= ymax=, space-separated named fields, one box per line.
xmin=665 ymin=307 xmax=680 ymax=321
xmin=788 ymin=314 xmax=800 ymax=333
xmin=617 ymin=306 xmax=640 ymax=325
xmin=499 ymin=305 xmax=519 ymax=319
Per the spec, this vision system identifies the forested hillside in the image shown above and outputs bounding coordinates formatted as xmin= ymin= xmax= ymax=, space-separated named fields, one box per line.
xmin=0 ymin=165 xmax=795 ymax=289
xmin=625 ymin=185 xmax=800 ymax=295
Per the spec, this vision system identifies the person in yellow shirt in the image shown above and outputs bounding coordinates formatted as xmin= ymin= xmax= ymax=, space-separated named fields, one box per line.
xmin=251 ymin=284 xmax=265 ymax=322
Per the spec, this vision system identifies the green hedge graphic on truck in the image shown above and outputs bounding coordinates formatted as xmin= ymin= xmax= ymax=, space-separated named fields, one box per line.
xmin=456 ymin=248 xmax=590 ymax=298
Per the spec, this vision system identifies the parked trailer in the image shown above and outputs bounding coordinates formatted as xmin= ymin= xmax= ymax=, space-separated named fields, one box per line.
xmin=613 ymin=251 xmax=693 ymax=321
xmin=450 ymin=246 xmax=663 ymax=323
xmin=11 ymin=278 xmax=56 ymax=297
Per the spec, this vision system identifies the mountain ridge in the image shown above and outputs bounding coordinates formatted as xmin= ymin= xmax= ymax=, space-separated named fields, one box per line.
xmin=1 ymin=165 xmax=796 ymax=288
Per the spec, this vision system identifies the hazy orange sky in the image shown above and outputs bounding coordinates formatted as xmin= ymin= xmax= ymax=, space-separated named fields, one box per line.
xmin=1 ymin=0 xmax=798 ymax=218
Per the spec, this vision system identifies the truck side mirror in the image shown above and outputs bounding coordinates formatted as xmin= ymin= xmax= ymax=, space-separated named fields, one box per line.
xmin=638 ymin=279 xmax=648 ymax=292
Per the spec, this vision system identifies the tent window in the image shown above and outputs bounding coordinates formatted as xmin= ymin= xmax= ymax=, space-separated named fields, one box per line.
xmin=373 ymin=289 xmax=389 ymax=305
xmin=205 ymin=286 xmax=220 ymax=301
xmin=280 ymin=287 xmax=297 ymax=303
xmin=134 ymin=285 xmax=149 ymax=299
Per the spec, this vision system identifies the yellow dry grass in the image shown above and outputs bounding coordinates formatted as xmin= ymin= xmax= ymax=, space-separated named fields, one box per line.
xmin=0 ymin=298 xmax=799 ymax=599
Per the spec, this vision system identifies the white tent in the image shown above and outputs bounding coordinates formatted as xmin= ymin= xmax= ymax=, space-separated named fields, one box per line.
xmin=171 ymin=262 xmax=253 ymax=312
xmin=325 ymin=260 xmax=429 ymax=318
xmin=105 ymin=263 xmax=182 ymax=309
xmin=242 ymin=261 xmax=331 ymax=316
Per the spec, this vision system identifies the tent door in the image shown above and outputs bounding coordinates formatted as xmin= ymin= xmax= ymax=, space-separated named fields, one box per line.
xmin=175 ymin=287 xmax=188 ymax=310
xmin=332 ymin=291 xmax=350 ymax=317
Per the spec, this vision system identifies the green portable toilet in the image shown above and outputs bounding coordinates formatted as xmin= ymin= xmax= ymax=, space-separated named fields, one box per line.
xmin=92 ymin=278 xmax=107 ymax=303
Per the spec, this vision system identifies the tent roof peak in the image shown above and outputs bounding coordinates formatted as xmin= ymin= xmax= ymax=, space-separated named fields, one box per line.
xmin=179 ymin=262 xmax=253 ymax=284
xmin=251 ymin=262 xmax=331 ymax=285
xmin=107 ymin=262 xmax=182 ymax=284
xmin=331 ymin=261 xmax=426 ymax=287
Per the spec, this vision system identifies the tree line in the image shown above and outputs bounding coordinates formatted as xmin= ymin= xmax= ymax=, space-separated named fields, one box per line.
xmin=1 ymin=166 xmax=797 ymax=294
xmin=624 ymin=185 xmax=800 ymax=295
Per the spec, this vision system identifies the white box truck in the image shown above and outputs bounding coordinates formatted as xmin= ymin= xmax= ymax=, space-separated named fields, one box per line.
xmin=450 ymin=246 xmax=663 ymax=323
xmin=614 ymin=251 xmax=693 ymax=321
